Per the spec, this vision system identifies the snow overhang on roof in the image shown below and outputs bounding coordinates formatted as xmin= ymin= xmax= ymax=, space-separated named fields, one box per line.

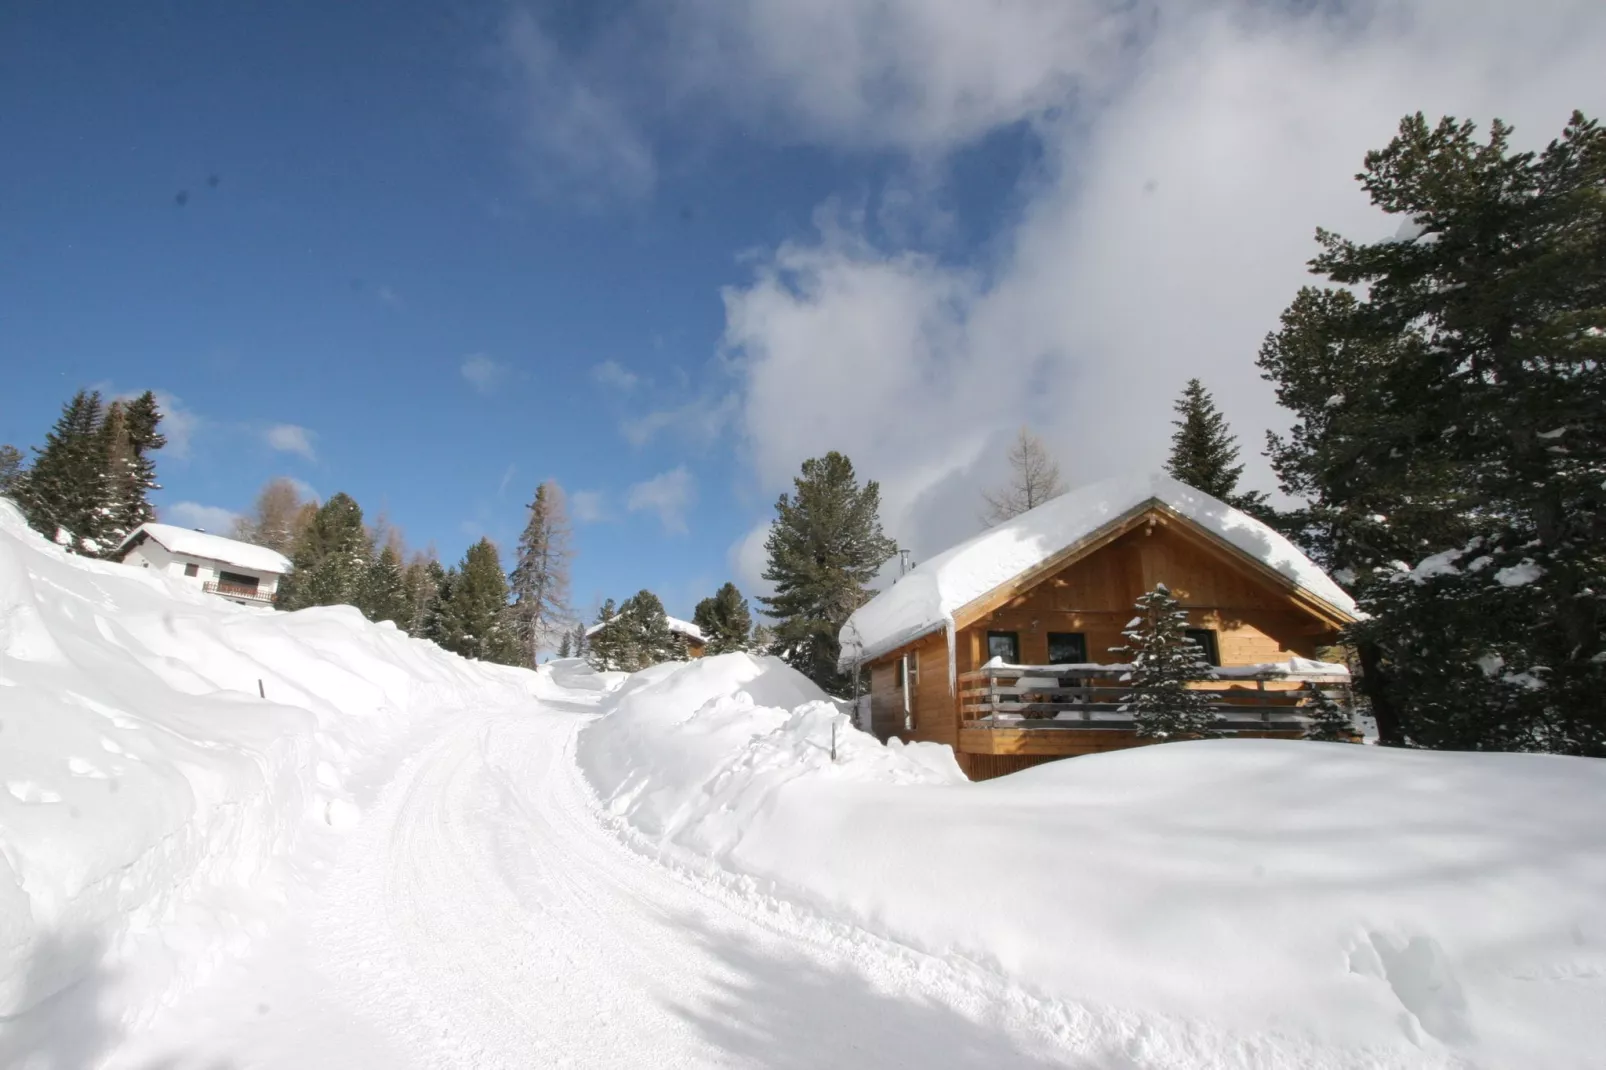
xmin=838 ymin=472 xmax=1358 ymax=669
xmin=585 ymin=614 xmax=706 ymax=643
xmin=118 ymin=523 xmax=292 ymax=576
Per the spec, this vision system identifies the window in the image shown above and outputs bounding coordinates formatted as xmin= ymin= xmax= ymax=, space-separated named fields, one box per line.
xmin=1047 ymin=632 xmax=1087 ymax=665
xmin=183 ymin=563 xmax=199 ymax=577
xmin=986 ymin=631 xmax=1020 ymax=664
xmin=218 ymin=571 xmax=259 ymax=592
xmin=1185 ymin=628 xmax=1221 ymax=667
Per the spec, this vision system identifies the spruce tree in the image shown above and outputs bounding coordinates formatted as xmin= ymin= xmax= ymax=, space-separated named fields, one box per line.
xmin=356 ymin=544 xmax=410 ymax=625
xmin=1164 ymin=379 xmax=1267 ymax=514
xmin=558 ymin=632 xmax=573 ymax=658
xmin=432 ymin=539 xmax=520 ymax=664
xmin=17 ymin=390 xmax=111 ymax=553
xmin=693 ymin=582 xmax=754 ymax=654
xmin=109 ymin=391 xmax=164 ymax=548
xmin=611 ymin=590 xmax=681 ymax=670
xmin=750 ymin=623 xmax=776 ymax=656
xmin=1260 ymin=111 xmax=1606 ymax=754
xmin=278 ymin=493 xmax=372 ymax=611
xmin=585 ymin=599 xmax=619 ymax=671
xmin=423 ymin=566 xmax=458 ymax=647
xmin=759 ymin=452 xmax=897 ymax=696
xmin=1110 ymin=584 xmax=1220 ymax=740
xmin=0 ymin=444 xmax=23 ymax=497
xmin=508 ymin=482 xmax=574 ymax=667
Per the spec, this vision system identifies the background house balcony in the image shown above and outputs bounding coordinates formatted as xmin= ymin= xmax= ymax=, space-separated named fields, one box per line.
xmin=203 ymin=580 xmax=276 ymax=604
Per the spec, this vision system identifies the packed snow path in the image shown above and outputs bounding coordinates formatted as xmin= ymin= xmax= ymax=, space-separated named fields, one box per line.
xmin=104 ymin=695 xmax=1076 ymax=1069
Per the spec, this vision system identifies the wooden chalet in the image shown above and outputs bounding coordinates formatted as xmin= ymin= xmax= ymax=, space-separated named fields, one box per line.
xmin=838 ymin=474 xmax=1359 ymax=781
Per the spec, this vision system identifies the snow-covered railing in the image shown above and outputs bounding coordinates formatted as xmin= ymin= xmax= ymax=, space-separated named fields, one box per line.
xmin=959 ymin=659 xmax=1352 ymax=731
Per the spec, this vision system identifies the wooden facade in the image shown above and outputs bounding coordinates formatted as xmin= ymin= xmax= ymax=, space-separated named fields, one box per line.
xmin=860 ymin=506 xmax=1355 ymax=780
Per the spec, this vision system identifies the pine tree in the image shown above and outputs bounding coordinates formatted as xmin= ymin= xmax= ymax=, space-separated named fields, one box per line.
xmin=610 ymin=590 xmax=681 ymax=670
xmin=571 ymin=621 xmax=588 ymax=659
xmin=558 ymin=632 xmax=573 ymax=658
xmin=422 ymin=566 xmax=458 ymax=646
xmin=585 ymin=599 xmax=619 ymax=671
xmin=1259 ymin=111 xmax=1606 ymax=754
xmin=403 ymin=556 xmax=445 ymax=637
xmin=693 ymin=582 xmax=754 ymax=654
xmin=760 ymin=452 xmax=897 ymax=696
xmin=1164 ymin=379 xmax=1268 ymax=514
xmin=431 ymin=539 xmax=520 ymax=664
xmin=508 ymin=482 xmax=574 ymax=667
xmin=356 ymin=544 xmax=410 ymax=625
xmin=109 ymin=391 xmax=164 ymax=548
xmin=277 ymin=492 xmax=372 ymax=610
xmin=0 ymin=444 xmax=23 ymax=497
xmin=982 ymin=426 xmax=1066 ymax=524
xmin=1110 ymin=584 xmax=1220 ymax=740
xmin=16 ymin=390 xmax=111 ymax=553
xmin=1302 ymin=684 xmax=1355 ymax=742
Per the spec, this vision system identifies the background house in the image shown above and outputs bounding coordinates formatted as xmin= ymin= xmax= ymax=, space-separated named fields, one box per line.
xmin=839 ymin=473 xmax=1358 ymax=780
xmin=117 ymin=523 xmax=291 ymax=606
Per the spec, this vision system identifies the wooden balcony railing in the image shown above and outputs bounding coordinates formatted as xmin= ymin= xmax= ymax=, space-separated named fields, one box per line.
xmin=204 ymin=580 xmax=276 ymax=604
xmin=959 ymin=659 xmax=1352 ymax=732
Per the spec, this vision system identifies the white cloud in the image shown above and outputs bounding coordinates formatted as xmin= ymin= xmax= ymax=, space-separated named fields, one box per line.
xmin=460 ymin=353 xmax=506 ymax=394
xmin=500 ymin=8 xmax=655 ymax=202
xmin=265 ymin=424 xmax=317 ymax=461
xmin=626 ymin=466 xmax=696 ymax=534
xmin=163 ymin=501 xmax=239 ymax=533
xmin=697 ymin=1 xmax=1606 ymax=559
xmin=622 ymin=393 xmax=738 ymax=448
xmin=283 ymin=476 xmax=320 ymax=503
xmin=729 ymin=519 xmax=774 ymax=600
xmin=592 ymin=360 xmax=640 ymax=391
xmin=571 ymin=490 xmax=608 ymax=523
xmin=498 ymin=463 xmax=518 ymax=498
xmin=376 ymin=285 xmax=402 ymax=308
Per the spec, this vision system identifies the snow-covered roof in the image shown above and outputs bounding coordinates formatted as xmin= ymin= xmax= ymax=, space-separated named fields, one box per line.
xmin=839 ymin=472 xmax=1359 ymax=667
xmin=586 ymin=614 xmax=706 ymax=644
xmin=119 ymin=523 xmax=292 ymax=576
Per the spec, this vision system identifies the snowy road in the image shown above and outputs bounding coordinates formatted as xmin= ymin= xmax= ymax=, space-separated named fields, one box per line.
xmin=107 ymin=696 xmax=1079 ymax=1069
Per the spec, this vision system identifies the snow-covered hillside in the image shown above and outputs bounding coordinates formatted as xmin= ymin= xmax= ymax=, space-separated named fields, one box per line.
xmin=0 ymin=500 xmax=544 ymax=1052
xmin=580 ymin=654 xmax=1606 ymax=1069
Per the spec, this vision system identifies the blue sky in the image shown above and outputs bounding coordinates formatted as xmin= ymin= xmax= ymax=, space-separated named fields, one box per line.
xmin=4 ymin=2 xmax=1602 ymax=619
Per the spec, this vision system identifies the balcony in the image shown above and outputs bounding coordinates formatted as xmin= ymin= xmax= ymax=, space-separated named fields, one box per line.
xmin=957 ymin=659 xmax=1353 ymax=755
xmin=203 ymin=580 xmax=276 ymax=604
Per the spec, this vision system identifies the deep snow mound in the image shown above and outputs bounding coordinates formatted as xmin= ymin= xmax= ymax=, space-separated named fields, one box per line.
xmin=0 ymin=500 xmax=545 ymax=1035
xmin=576 ymin=654 xmax=1606 ymax=1069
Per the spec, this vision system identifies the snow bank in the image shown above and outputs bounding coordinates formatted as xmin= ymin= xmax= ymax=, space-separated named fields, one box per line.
xmin=579 ymin=655 xmax=1606 ymax=1068
xmin=840 ymin=472 xmax=1359 ymax=665
xmin=0 ymin=500 xmax=543 ymax=1033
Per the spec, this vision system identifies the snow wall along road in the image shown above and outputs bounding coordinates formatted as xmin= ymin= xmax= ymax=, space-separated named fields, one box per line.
xmin=0 ymin=500 xmax=544 ymax=1042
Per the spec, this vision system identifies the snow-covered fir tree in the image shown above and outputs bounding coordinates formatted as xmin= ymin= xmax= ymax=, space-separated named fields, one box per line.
xmin=1164 ymin=379 xmax=1267 ymax=514
xmin=355 ymin=544 xmax=410 ymax=626
xmin=1260 ymin=111 xmax=1606 ymax=755
xmin=585 ymin=599 xmax=620 ymax=671
xmin=597 ymin=590 xmax=683 ymax=671
xmin=102 ymin=391 xmax=165 ymax=552
xmin=277 ymin=493 xmax=373 ymax=611
xmin=760 ymin=452 xmax=896 ymax=696
xmin=693 ymin=582 xmax=753 ymax=654
xmin=981 ymin=426 xmax=1066 ymax=524
xmin=16 ymin=391 xmax=112 ymax=553
xmin=1110 ymin=584 xmax=1220 ymax=740
xmin=558 ymin=632 xmax=572 ymax=658
xmin=1301 ymin=683 xmax=1355 ymax=742
xmin=0 ymin=444 xmax=23 ymax=497
xmin=508 ymin=481 xmax=573 ymax=668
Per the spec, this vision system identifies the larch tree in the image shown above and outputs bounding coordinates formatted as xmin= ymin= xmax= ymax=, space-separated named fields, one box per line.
xmin=1164 ymin=379 xmax=1268 ymax=514
xmin=981 ymin=426 xmax=1067 ymax=525
xmin=277 ymin=492 xmax=372 ymax=611
xmin=232 ymin=477 xmax=315 ymax=554
xmin=760 ymin=452 xmax=897 ymax=696
xmin=693 ymin=582 xmax=754 ymax=654
xmin=1260 ymin=111 xmax=1606 ymax=755
xmin=509 ymin=481 xmax=574 ymax=667
xmin=1110 ymin=584 xmax=1219 ymax=741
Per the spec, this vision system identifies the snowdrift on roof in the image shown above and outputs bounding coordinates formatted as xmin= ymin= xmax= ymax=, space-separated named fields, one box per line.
xmin=0 ymin=500 xmax=543 ymax=1040
xmin=579 ymin=654 xmax=1606 ymax=1068
xmin=121 ymin=521 xmax=292 ymax=574
xmin=585 ymin=614 xmax=705 ymax=642
xmin=839 ymin=472 xmax=1359 ymax=666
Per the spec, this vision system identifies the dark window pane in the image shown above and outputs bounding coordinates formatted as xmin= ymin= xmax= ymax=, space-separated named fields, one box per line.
xmin=183 ymin=563 xmax=199 ymax=577
xmin=1185 ymin=628 xmax=1220 ymax=666
xmin=218 ymin=571 xmax=259 ymax=591
xmin=986 ymin=631 xmax=1020 ymax=663
xmin=1047 ymin=632 xmax=1087 ymax=664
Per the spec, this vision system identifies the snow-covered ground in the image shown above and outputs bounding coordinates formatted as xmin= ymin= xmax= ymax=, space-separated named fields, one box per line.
xmin=3 ymin=500 xmax=1604 ymax=1068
